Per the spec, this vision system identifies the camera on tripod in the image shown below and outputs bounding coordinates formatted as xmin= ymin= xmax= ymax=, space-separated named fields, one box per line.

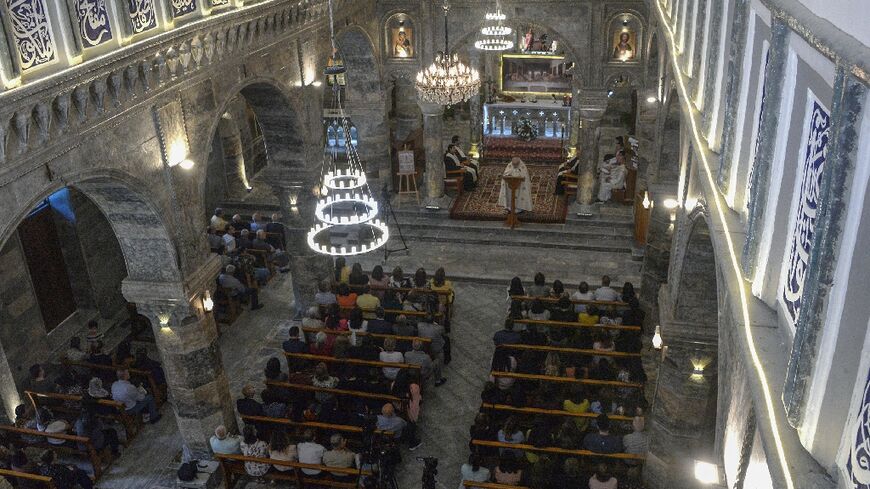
xmin=417 ymin=457 xmax=438 ymax=489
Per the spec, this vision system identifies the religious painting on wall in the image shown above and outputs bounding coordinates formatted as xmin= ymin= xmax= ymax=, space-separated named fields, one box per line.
xmin=385 ymin=13 xmax=414 ymax=59
xmin=847 ymin=366 xmax=870 ymax=489
xmin=518 ymin=26 xmax=559 ymax=55
xmin=611 ymin=30 xmax=637 ymax=61
xmin=500 ymin=54 xmax=572 ymax=96
xmin=608 ymin=14 xmax=642 ymax=63
xmin=73 ymin=0 xmax=114 ymax=48
xmin=6 ymin=0 xmax=56 ymax=70
xmin=781 ymin=94 xmax=831 ymax=327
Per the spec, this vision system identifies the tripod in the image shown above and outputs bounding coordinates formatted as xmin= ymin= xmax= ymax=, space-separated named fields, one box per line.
xmin=381 ymin=184 xmax=409 ymax=262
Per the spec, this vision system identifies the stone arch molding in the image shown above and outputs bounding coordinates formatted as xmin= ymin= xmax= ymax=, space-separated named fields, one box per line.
xmin=451 ymin=18 xmax=583 ymax=67
xmin=0 ymin=171 xmax=182 ymax=288
xmin=335 ymin=26 xmax=386 ymax=104
xmin=669 ymin=206 xmax=719 ymax=324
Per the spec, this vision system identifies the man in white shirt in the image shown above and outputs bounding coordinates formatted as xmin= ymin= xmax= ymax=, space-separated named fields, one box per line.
xmin=111 ymin=369 xmax=160 ymax=423
xmin=593 ymin=275 xmax=620 ymax=302
xmin=210 ymin=425 xmax=241 ymax=454
xmin=222 ymin=225 xmax=238 ymax=254
xmin=210 ymin=208 xmax=228 ymax=231
xmin=376 ymin=403 xmax=407 ymax=439
xmin=379 ymin=337 xmax=404 ymax=380
xmin=597 ymin=151 xmax=628 ymax=202
xmin=297 ymin=429 xmax=326 ymax=475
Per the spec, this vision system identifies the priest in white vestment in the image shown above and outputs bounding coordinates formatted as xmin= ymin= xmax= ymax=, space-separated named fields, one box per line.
xmin=598 ymin=152 xmax=627 ymax=202
xmin=498 ymin=157 xmax=533 ymax=213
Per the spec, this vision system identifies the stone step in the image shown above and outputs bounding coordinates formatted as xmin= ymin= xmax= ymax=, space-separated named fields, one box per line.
xmin=393 ymin=229 xmax=633 ymax=254
xmin=394 ymin=219 xmax=635 ymax=239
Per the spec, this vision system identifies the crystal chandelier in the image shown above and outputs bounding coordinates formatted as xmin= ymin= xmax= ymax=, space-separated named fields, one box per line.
xmin=307 ymin=0 xmax=388 ymax=257
xmin=475 ymin=3 xmax=514 ymax=51
xmin=416 ymin=0 xmax=481 ymax=105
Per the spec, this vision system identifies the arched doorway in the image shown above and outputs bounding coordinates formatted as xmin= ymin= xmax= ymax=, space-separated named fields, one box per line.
xmin=646 ymin=214 xmax=720 ymax=488
xmin=336 ymin=27 xmax=390 ymax=177
xmin=203 ymin=81 xmax=307 ymax=219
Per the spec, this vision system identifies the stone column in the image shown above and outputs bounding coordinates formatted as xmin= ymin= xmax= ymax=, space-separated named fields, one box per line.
xmin=121 ymin=255 xmax=236 ymax=460
xmin=639 ymin=183 xmax=678 ymax=310
xmin=270 ymin=175 xmax=333 ymax=318
xmin=644 ymin=289 xmax=719 ymax=489
xmin=393 ymin=76 xmax=421 ymax=143
xmin=418 ymin=100 xmax=446 ymax=205
xmin=574 ymin=90 xmax=609 ymax=214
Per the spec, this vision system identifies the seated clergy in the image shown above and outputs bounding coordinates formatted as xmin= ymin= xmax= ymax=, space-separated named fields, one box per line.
xmin=555 ymin=155 xmax=580 ymax=195
xmin=444 ymin=144 xmax=478 ymax=190
xmin=597 ymin=151 xmax=627 ymax=202
xmin=451 ymin=135 xmax=480 ymax=171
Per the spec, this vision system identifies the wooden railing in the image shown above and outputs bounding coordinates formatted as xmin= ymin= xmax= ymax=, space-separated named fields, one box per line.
xmin=283 ymin=352 xmax=421 ymax=371
xmin=480 ymin=403 xmax=633 ymax=422
xmin=489 ymin=371 xmax=643 ymax=389
xmin=470 ymin=439 xmax=645 ymax=461
xmin=512 ymin=318 xmax=641 ymax=332
xmin=497 ymin=343 xmax=641 ymax=358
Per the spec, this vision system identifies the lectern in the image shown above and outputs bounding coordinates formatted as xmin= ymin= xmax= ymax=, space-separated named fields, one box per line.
xmin=502 ymin=175 xmax=525 ymax=229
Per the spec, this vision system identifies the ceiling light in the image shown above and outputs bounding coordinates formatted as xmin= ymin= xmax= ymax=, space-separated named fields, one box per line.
xmin=694 ymin=461 xmax=720 ymax=484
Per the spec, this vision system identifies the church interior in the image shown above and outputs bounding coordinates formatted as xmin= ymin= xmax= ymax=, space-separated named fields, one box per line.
xmin=0 ymin=0 xmax=867 ymax=488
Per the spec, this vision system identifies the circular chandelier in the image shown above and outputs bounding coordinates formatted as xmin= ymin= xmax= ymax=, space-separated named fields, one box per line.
xmin=308 ymin=0 xmax=388 ymax=257
xmin=415 ymin=0 xmax=480 ymax=105
xmin=475 ymin=3 xmax=514 ymax=52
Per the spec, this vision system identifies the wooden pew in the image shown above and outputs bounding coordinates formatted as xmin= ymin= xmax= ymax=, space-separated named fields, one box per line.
xmin=215 ymin=285 xmax=241 ymax=325
xmin=26 ymin=391 xmax=140 ymax=441
xmin=0 ymin=425 xmax=105 ymax=479
xmin=217 ymin=453 xmax=372 ymax=489
xmin=470 ymin=439 xmax=645 ymax=461
xmin=301 ymin=327 xmax=432 ymax=344
xmin=463 ymin=482 xmax=529 ymax=489
xmin=61 ymin=360 xmax=166 ymax=406
xmin=512 ymin=317 xmax=641 ymax=332
xmin=0 ymin=468 xmax=56 ymax=489
xmin=319 ymin=304 xmax=431 ymax=319
xmin=283 ymin=352 xmax=422 ymax=371
xmin=497 ymin=343 xmax=641 ymax=359
xmin=239 ymin=415 xmax=393 ymax=437
xmin=510 ymin=295 xmax=629 ymax=308
xmin=265 ymin=381 xmax=402 ymax=404
xmin=489 ymin=371 xmax=643 ymax=389
xmin=480 ymin=403 xmax=633 ymax=422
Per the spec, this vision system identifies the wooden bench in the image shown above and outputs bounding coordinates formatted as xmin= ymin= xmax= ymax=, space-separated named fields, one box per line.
xmin=0 ymin=425 xmax=105 ymax=479
xmin=470 ymin=439 xmax=646 ymax=462
xmin=264 ymin=381 xmax=403 ymax=405
xmin=319 ymin=305 xmax=430 ymax=319
xmin=217 ymin=453 xmax=372 ymax=489
xmin=0 ymin=468 xmax=56 ymax=488
xmin=512 ymin=317 xmax=641 ymax=332
xmin=301 ymin=327 xmax=432 ymax=344
xmin=215 ymin=285 xmax=242 ymax=325
xmin=510 ymin=295 xmax=629 ymax=308
xmin=463 ymin=482 xmax=529 ymax=489
xmin=239 ymin=415 xmax=393 ymax=437
xmin=445 ymin=168 xmax=466 ymax=195
xmin=283 ymin=352 xmax=422 ymax=371
xmin=489 ymin=371 xmax=643 ymax=389
xmin=61 ymin=360 xmax=167 ymax=406
xmin=497 ymin=343 xmax=641 ymax=359
xmin=480 ymin=403 xmax=633 ymax=422
xmin=26 ymin=391 xmax=140 ymax=441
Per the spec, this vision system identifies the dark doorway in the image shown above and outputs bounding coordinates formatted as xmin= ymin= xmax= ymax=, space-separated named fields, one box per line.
xmin=17 ymin=205 xmax=77 ymax=332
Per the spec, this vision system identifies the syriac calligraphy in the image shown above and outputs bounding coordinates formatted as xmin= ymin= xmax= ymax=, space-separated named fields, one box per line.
xmin=170 ymin=0 xmax=196 ymax=17
xmin=75 ymin=0 xmax=113 ymax=47
xmin=6 ymin=0 xmax=55 ymax=70
xmin=127 ymin=0 xmax=157 ymax=34
xmin=782 ymin=98 xmax=830 ymax=326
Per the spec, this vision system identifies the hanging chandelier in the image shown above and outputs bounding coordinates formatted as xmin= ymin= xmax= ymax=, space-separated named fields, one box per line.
xmin=475 ymin=4 xmax=514 ymax=51
xmin=416 ymin=0 xmax=481 ymax=105
xmin=307 ymin=0 xmax=388 ymax=257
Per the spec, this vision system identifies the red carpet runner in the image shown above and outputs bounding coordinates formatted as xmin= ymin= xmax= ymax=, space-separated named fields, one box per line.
xmin=449 ymin=163 xmax=568 ymax=224
xmin=483 ymin=136 xmax=565 ymax=164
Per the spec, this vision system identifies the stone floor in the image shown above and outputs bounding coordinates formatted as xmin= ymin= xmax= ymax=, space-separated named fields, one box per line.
xmin=95 ymin=203 xmax=646 ymax=489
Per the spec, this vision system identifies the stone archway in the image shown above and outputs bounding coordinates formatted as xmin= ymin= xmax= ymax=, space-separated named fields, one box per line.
xmin=0 ymin=172 xmax=235 ymax=457
xmin=645 ymin=213 xmax=720 ymax=488
xmin=336 ymin=27 xmax=390 ymax=177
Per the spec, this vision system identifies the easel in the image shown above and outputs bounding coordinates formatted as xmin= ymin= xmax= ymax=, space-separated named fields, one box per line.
xmin=396 ymin=149 xmax=419 ymax=207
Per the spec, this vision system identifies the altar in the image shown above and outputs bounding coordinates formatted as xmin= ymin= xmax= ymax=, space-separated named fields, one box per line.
xmin=482 ymin=100 xmax=571 ymax=139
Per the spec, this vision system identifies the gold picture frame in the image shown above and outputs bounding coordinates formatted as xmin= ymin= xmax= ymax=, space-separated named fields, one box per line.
xmin=499 ymin=54 xmax=573 ymax=97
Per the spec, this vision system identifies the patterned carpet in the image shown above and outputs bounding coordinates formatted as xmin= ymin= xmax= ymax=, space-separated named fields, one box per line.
xmin=449 ymin=163 xmax=568 ymax=223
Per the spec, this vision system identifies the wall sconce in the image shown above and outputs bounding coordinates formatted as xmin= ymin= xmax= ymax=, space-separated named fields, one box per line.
xmin=158 ymin=313 xmax=171 ymax=327
xmin=646 ymin=96 xmax=658 ymax=103
xmin=155 ymin=98 xmax=194 ymax=170
xmin=203 ymin=290 xmax=214 ymax=312
xmin=662 ymin=198 xmax=679 ymax=209
xmin=652 ymin=325 xmax=663 ymax=350
xmin=691 ymin=361 xmax=705 ymax=381
xmin=642 ymin=191 xmax=651 ymax=209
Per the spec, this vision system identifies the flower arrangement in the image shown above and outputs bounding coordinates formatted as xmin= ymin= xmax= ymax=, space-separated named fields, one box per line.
xmin=516 ymin=117 xmax=538 ymax=141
